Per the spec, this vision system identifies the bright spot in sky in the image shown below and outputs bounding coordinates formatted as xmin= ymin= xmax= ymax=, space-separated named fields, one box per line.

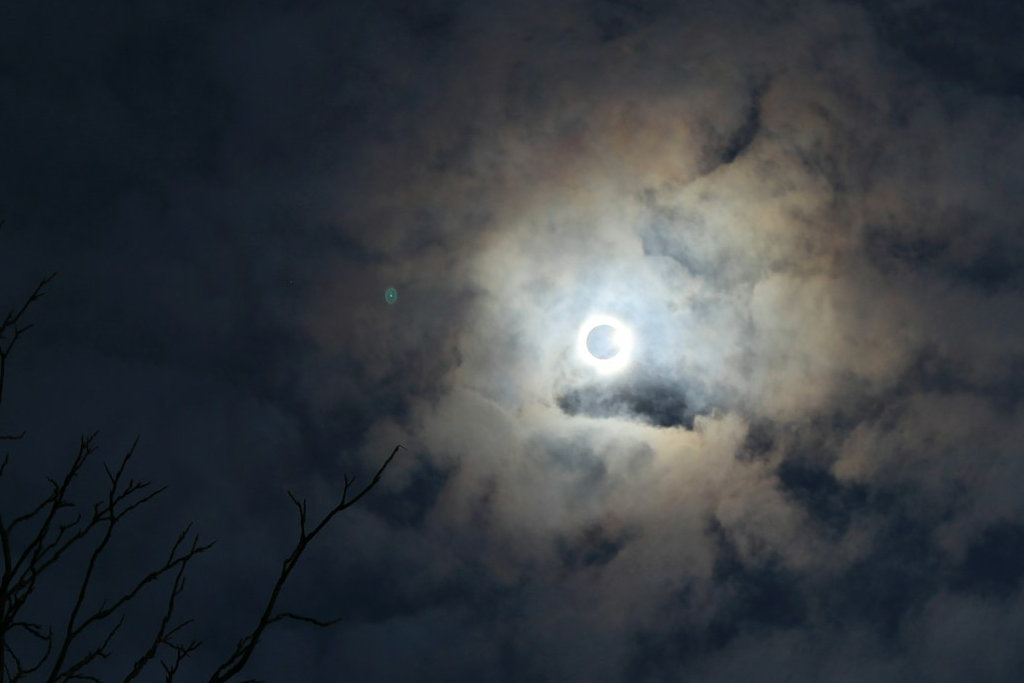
xmin=576 ymin=315 xmax=635 ymax=374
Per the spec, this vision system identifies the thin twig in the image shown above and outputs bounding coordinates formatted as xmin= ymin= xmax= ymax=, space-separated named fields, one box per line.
xmin=207 ymin=445 xmax=403 ymax=683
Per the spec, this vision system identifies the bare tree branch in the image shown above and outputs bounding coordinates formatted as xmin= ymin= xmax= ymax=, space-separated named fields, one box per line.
xmin=54 ymin=614 xmax=123 ymax=683
xmin=267 ymin=612 xmax=342 ymax=628
xmin=207 ymin=444 xmax=403 ymax=683
xmin=0 ymin=429 xmax=208 ymax=682
xmin=158 ymin=636 xmax=200 ymax=683
xmin=123 ymin=528 xmax=209 ymax=683
xmin=1 ymin=273 xmax=59 ymax=683
xmin=6 ymin=621 xmax=51 ymax=680
xmin=0 ymin=273 xmax=56 ymax=431
xmin=1 ymin=268 xmax=401 ymax=683
xmin=45 ymin=441 xmax=197 ymax=682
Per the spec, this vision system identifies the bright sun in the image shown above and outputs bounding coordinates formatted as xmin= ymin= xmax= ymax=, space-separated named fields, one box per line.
xmin=576 ymin=315 xmax=635 ymax=375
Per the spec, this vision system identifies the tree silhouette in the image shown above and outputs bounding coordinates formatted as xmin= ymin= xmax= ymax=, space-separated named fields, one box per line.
xmin=0 ymin=252 xmax=399 ymax=681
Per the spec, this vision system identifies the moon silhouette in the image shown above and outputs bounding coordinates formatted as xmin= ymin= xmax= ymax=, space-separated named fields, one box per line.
xmin=586 ymin=324 xmax=620 ymax=359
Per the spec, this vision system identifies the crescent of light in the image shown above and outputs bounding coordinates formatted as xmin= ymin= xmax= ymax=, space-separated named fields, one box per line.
xmin=576 ymin=314 xmax=635 ymax=375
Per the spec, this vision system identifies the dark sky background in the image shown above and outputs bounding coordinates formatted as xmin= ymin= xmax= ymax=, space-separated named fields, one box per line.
xmin=2 ymin=0 xmax=1024 ymax=680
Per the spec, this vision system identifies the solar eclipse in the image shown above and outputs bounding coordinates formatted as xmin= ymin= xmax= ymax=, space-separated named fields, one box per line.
xmin=576 ymin=315 xmax=635 ymax=375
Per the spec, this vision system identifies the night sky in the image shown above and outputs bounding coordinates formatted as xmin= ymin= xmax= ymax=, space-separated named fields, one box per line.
xmin=2 ymin=0 xmax=1024 ymax=681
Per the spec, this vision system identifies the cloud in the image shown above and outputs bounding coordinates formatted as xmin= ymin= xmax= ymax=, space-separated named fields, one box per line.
xmin=2 ymin=0 xmax=1023 ymax=680
xmin=320 ymin=0 xmax=1024 ymax=678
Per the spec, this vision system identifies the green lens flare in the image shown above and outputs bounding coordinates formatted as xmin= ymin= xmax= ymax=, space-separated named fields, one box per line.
xmin=384 ymin=287 xmax=398 ymax=304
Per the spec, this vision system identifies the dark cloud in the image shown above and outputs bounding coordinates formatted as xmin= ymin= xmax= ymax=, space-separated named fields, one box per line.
xmin=952 ymin=521 xmax=1024 ymax=598
xmin=557 ymin=521 xmax=633 ymax=571
xmin=865 ymin=221 xmax=1024 ymax=293
xmin=776 ymin=459 xmax=869 ymax=538
xmin=863 ymin=0 xmax=1024 ymax=97
xmin=586 ymin=0 xmax=668 ymax=42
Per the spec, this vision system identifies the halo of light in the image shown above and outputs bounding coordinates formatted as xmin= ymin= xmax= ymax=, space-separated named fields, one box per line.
xmin=384 ymin=287 xmax=398 ymax=304
xmin=576 ymin=315 xmax=635 ymax=374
